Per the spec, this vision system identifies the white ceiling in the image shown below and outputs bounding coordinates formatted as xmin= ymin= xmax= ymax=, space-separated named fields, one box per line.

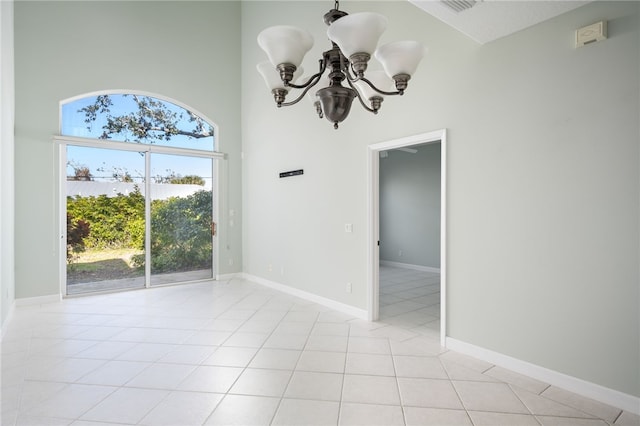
xmin=408 ymin=0 xmax=592 ymax=44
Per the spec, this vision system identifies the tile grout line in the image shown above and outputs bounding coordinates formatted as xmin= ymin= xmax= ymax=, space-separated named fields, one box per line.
xmin=197 ymin=286 xmax=288 ymax=426
xmin=611 ymin=410 xmax=623 ymax=425
xmin=93 ymin=285 xmax=266 ymax=425
xmin=5 ymin=272 xmax=628 ymax=426
xmin=260 ymin=299 xmax=319 ymax=425
xmin=506 ymin=382 xmax=542 ymax=424
xmin=336 ymin=321 xmax=352 ymax=426
xmin=389 ymin=336 xmax=409 ymax=426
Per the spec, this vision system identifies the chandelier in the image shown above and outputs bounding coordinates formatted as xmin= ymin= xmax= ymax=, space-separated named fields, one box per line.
xmin=257 ymin=1 xmax=427 ymax=129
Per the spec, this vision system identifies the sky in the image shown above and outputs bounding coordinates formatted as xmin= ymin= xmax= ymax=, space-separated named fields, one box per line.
xmin=62 ymin=94 xmax=216 ymax=190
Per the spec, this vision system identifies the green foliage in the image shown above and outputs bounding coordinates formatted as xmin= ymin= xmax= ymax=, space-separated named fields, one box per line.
xmin=80 ymin=94 xmax=113 ymax=125
xmin=154 ymin=171 xmax=205 ymax=186
xmin=169 ymin=175 xmax=205 ymax=186
xmin=67 ymin=187 xmax=145 ymax=250
xmin=68 ymin=188 xmax=212 ymax=274
xmin=147 ymin=190 xmax=213 ymax=273
xmin=66 ymin=213 xmax=90 ymax=264
xmin=79 ymin=94 xmax=214 ymax=143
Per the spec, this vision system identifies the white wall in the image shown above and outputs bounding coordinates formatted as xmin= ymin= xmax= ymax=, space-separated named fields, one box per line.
xmin=14 ymin=1 xmax=243 ymax=299
xmin=380 ymin=144 xmax=441 ymax=269
xmin=1 ymin=0 xmax=15 ymax=330
xmin=242 ymin=0 xmax=639 ymax=398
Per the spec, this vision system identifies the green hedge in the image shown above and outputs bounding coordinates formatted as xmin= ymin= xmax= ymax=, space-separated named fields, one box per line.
xmin=146 ymin=190 xmax=213 ymax=273
xmin=67 ymin=188 xmax=145 ymax=250
xmin=67 ymin=188 xmax=212 ymax=272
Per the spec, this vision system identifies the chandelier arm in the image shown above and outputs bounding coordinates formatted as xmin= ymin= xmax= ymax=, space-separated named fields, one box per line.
xmin=345 ymin=72 xmax=403 ymax=97
xmin=343 ymin=62 xmax=368 ymax=84
xmin=347 ymin=63 xmax=367 ymax=81
xmin=280 ymin=75 xmax=323 ymax=107
xmin=344 ymin=76 xmax=377 ymax=113
xmin=285 ymin=71 xmax=322 ymax=90
xmin=286 ymin=59 xmax=327 ymax=89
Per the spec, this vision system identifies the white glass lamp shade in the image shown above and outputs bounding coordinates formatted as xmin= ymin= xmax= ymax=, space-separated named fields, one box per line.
xmin=326 ymin=12 xmax=387 ymax=58
xmin=257 ymin=26 xmax=313 ymax=68
xmin=354 ymin=70 xmax=395 ymax=100
xmin=374 ymin=41 xmax=427 ymax=78
xmin=257 ymin=62 xmax=303 ymax=91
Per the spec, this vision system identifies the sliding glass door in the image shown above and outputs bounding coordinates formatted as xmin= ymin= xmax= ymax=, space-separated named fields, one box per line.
xmin=66 ymin=145 xmax=146 ymax=295
xmin=63 ymin=144 xmax=217 ymax=295
xmin=149 ymin=154 xmax=214 ymax=286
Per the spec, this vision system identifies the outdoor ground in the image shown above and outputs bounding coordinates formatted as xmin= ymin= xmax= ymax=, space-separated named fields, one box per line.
xmin=67 ymin=248 xmax=144 ymax=285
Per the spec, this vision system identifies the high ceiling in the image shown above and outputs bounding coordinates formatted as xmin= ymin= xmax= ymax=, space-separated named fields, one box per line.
xmin=408 ymin=0 xmax=592 ymax=44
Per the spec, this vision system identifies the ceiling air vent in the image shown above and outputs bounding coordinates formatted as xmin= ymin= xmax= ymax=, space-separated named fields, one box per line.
xmin=440 ymin=0 xmax=477 ymax=13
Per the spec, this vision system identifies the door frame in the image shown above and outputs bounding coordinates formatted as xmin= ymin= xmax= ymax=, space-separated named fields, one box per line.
xmin=56 ymin=135 xmax=225 ymax=296
xmin=367 ymin=129 xmax=447 ymax=346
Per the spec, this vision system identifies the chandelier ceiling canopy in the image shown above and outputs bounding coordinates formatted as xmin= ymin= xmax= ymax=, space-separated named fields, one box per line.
xmin=257 ymin=1 xmax=427 ymax=129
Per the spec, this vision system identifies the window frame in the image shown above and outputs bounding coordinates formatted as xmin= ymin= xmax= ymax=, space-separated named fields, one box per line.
xmin=57 ymin=90 xmax=225 ymax=296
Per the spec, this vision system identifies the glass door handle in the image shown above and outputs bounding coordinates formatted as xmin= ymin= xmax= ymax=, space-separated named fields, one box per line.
xmin=211 ymin=221 xmax=217 ymax=237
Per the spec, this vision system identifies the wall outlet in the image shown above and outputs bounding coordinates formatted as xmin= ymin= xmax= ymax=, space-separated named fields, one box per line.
xmin=280 ymin=266 xmax=285 ymax=276
xmin=346 ymin=282 xmax=352 ymax=293
xmin=228 ymin=259 xmax=234 ymax=266
xmin=267 ymin=264 xmax=272 ymax=272
xmin=398 ymin=250 xmax=403 ymax=257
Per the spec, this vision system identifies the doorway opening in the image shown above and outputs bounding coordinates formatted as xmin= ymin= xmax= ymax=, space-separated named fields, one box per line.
xmin=367 ymin=129 xmax=447 ymax=346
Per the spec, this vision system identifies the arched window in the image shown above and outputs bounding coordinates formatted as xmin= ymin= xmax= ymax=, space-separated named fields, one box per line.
xmin=58 ymin=92 xmax=222 ymax=296
xmin=61 ymin=93 xmax=216 ymax=152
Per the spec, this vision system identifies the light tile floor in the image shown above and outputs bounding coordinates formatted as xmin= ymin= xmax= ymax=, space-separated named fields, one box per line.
xmin=1 ymin=267 xmax=637 ymax=426
xmin=379 ymin=266 xmax=441 ymax=337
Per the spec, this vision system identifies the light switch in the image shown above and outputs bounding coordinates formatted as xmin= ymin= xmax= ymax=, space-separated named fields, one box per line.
xmin=345 ymin=224 xmax=353 ymax=233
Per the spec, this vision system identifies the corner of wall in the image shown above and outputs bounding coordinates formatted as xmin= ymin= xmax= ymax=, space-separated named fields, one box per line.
xmin=0 ymin=0 xmax=16 ymax=332
xmin=1 ymin=300 xmax=15 ymax=341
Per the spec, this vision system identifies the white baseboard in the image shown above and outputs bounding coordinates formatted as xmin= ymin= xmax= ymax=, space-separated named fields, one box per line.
xmin=241 ymin=273 xmax=368 ymax=320
xmin=216 ymin=273 xmax=238 ymax=282
xmin=446 ymin=337 xmax=640 ymax=415
xmin=15 ymin=294 xmax=61 ymax=307
xmin=380 ymin=260 xmax=440 ymax=274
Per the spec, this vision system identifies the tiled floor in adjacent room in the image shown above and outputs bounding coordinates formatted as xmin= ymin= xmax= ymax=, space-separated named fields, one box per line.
xmin=378 ymin=265 xmax=441 ymax=338
xmin=1 ymin=267 xmax=637 ymax=425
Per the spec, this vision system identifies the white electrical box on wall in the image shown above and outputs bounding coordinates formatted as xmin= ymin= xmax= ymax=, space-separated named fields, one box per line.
xmin=576 ymin=21 xmax=607 ymax=48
